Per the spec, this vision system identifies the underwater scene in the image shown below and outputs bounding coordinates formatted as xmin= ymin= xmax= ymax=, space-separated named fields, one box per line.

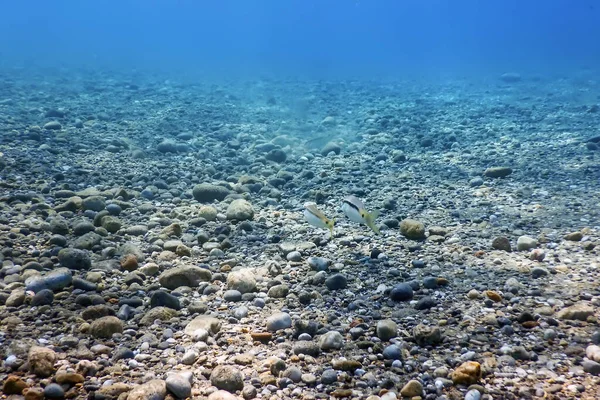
xmin=1 ymin=1 xmax=600 ymax=399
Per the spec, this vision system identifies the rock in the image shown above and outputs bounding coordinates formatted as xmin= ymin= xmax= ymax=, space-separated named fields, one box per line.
xmin=485 ymin=290 xmax=502 ymax=302
xmin=58 ymin=248 xmax=91 ymax=269
xmin=28 ymin=346 xmax=57 ymax=377
xmin=400 ymin=219 xmax=426 ymax=240
xmin=400 ymin=380 xmax=423 ymax=397
xmin=44 ymin=383 xmax=65 ymax=398
xmin=226 ymin=199 xmax=254 ymax=221
xmin=267 ymin=312 xmax=292 ymax=331
xmin=564 ymin=231 xmax=583 ymax=241
xmin=531 ymin=267 xmax=549 ymax=278
xmin=193 ymin=183 xmax=230 ymax=202
xmin=150 ymin=290 xmax=181 ymax=310
xmin=73 ymin=232 xmax=103 ymax=249
xmin=127 ymin=379 xmax=167 ymax=400
xmin=308 ymin=256 xmax=331 ymax=271
xmin=25 ymin=268 xmax=72 ymax=293
xmin=516 ymin=236 xmax=537 ymax=251
xmin=90 ymin=316 xmax=124 ymax=338
xmin=101 ymin=216 xmax=122 ymax=233
xmin=43 ymin=121 xmax=62 ymax=130
xmin=265 ymin=148 xmax=287 ymax=163
xmin=223 ymin=290 xmax=242 ymax=302
xmin=293 ymin=341 xmax=320 ymax=357
xmin=320 ymin=369 xmax=338 ymax=385
xmin=82 ymin=196 xmax=106 ymax=211
xmin=24 ymin=387 xmax=44 ymax=400
xmin=376 ymin=320 xmax=397 ymax=341
xmin=166 ymin=372 xmax=192 ymax=399
xmin=483 ymin=167 xmax=512 ymax=178
xmin=208 ymin=390 xmax=242 ymax=400
xmin=321 ymin=142 xmax=341 ymax=155
xmin=583 ymin=360 xmax=600 ymax=375
xmin=383 ymin=344 xmax=402 ymax=360
xmin=500 ymin=72 xmax=521 ymax=83
xmin=469 ymin=177 xmax=484 ymax=187
xmin=210 ymin=365 xmax=244 ymax=392
xmin=465 ymin=389 xmax=482 ymax=400
xmin=332 ymin=359 xmax=362 ymax=372
xmin=586 ymin=345 xmax=600 ymax=362
xmin=414 ymin=324 xmax=443 ymax=346
xmin=227 ymin=270 xmax=256 ymax=294
xmin=2 ymin=375 xmax=28 ymax=395
xmin=319 ymin=331 xmax=344 ymax=351
xmin=267 ymin=284 xmax=289 ymax=298
xmin=55 ymin=371 xmax=84 ymax=384
xmin=325 ymin=273 xmax=347 ymax=290
xmin=159 ymin=265 xmax=212 ymax=289
xmin=415 ymin=296 xmax=436 ymax=310
xmin=5 ymin=290 xmax=25 ymax=307
xmin=185 ymin=315 xmax=222 ymax=336
xmin=157 ymin=139 xmax=178 ymax=153
xmin=557 ymin=303 xmax=594 ymax=321
xmin=491 ymin=236 xmax=511 ymax=251
xmin=390 ymin=283 xmax=413 ymax=301
xmin=31 ymin=289 xmax=54 ymax=306
xmin=120 ymin=254 xmax=139 ymax=271
xmin=451 ymin=361 xmax=481 ymax=385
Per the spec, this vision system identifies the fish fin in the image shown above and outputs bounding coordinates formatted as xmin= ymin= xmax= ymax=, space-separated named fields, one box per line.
xmin=329 ymin=219 xmax=335 ymax=237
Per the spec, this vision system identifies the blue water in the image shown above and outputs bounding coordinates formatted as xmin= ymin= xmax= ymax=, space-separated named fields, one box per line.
xmin=1 ymin=0 xmax=599 ymax=79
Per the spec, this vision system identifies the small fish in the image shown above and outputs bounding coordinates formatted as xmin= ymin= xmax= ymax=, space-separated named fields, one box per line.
xmin=303 ymin=203 xmax=335 ymax=236
xmin=341 ymin=195 xmax=380 ymax=234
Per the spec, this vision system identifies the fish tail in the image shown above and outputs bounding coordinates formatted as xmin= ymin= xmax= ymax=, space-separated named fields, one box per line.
xmin=366 ymin=212 xmax=381 ymax=235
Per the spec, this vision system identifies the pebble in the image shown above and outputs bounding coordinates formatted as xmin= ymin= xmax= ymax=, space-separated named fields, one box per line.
xmin=321 ymin=369 xmax=338 ymax=384
xmin=451 ymin=361 xmax=481 ymax=385
xmin=210 ymin=365 xmax=244 ymax=392
xmin=308 ymin=256 xmax=331 ymax=271
xmin=227 ymin=269 xmax=257 ymax=293
xmin=266 ymin=312 xmax=292 ymax=331
xmin=400 ymin=379 xmax=423 ymax=397
xmin=43 ymin=383 xmax=65 ymax=398
xmin=166 ymin=371 xmax=193 ymax=398
xmin=150 ymin=290 xmax=182 ymax=310
xmin=223 ymin=289 xmax=242 ymax=302
xmin=89 ymin=316 xmax=124 ymax=338
xmin=31 ymin=289 xmax=54 ymax=306
xmin=465 ymin=389 xmax=482 ymax=400
xmin=376 ymin=319 xmax=397 ymax=341
xmin=516 ymin=235 xmax=538 ymax=251
xmin=325 ymin=273 xmax=347 ymax=290
xmin=400 ymin=219 xmax=426 ymax=240
xmin=390 ymin=283 xmax=414 ymax=301
xmin=382 ymin=344 xmax=403 ymax=360
xmin=319 ymin=331 xmax=344 ymax=350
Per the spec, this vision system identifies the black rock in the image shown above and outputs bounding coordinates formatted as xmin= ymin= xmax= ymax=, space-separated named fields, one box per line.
xmin=265 ymin=149 xmax=287 ymax=163
xmin=325 ymin=273 xmax=347 ymax=290
xmin=117 ymin=304 xmax=134 ymax=320
xmin=58 ymin=248 xmax=91 ymax=269
xmin=72 ymin=277 xmax=97 ymax=291
xmin=390 ymin=283 xmax=414 ymax=301
xmin=414 ymin=296 xmax=436 ymax=310
xmin=112 ymin=347 xmax=135 ymax=361
xmin=423 ymin=277 xmax=438 ymax=289
xmin=150 ymin=290 xmax=181 ymax=310
xmin=31 ymin=289 xmax=54 ymax=306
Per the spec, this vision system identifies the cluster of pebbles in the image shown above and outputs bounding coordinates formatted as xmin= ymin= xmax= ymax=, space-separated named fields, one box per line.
xmin=0 ymin=67 xmax=600 ymax=400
